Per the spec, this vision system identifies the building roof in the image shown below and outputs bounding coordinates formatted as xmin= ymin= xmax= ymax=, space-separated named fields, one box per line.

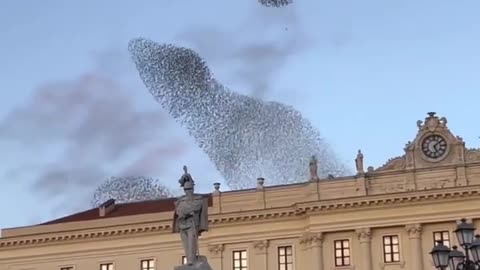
xmin=40 ymin=194 xmax=213 ymax=225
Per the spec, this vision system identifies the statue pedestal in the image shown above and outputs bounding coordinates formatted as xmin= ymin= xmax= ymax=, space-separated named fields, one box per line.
xmin=174 ymin=256 xmax=213 ymax=270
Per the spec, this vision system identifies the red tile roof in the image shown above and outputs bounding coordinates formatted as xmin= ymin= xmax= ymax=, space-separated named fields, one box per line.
xmin=40 ymin=194 xmax=213 ymax=225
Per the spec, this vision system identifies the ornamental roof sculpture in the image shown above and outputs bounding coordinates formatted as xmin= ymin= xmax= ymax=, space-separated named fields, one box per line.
xmin=373 ymin=112 xmax=479 ymax=172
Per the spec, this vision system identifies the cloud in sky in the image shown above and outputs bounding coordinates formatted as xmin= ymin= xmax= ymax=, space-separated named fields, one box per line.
xmin=0 ymin=62 xmax=186 ymax=216
xmin=0 ymin=1 xmax=355 ymax=225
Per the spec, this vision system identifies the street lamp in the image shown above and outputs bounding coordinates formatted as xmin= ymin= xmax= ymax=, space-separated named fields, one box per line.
xmin=431 ymin=241 xmax=451 ymax=269
xmin=431 ymin=219 xmax=480 ymax=270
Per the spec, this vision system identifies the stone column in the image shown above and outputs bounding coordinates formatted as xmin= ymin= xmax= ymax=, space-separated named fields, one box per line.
xmin=406 ymin=224 xmax=423 ymax=270
xmin=208 ymin=244 xmax=224 ymax=270
xmin=300 ymin=232 xmax=323 ymax=270
xmin=252 ymin=240 xmax=269 ymax=269
xmin=356 ymin=228 xmax=372 ymax=270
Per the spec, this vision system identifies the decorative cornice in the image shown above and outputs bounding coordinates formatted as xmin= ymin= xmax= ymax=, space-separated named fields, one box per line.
xmin=2 ymin=186 xmax=480 ymax=249
xmin=405 ymin=224 xmax=422 ymax=239
xmin=355 ymin=228 xmax=371 ymax=243
xmin=210 ymin=209 xmax=297 ymax=224
xmin=367 ymin=161 xmax=480 ymax=178
xmin=0 ymin=224 xmax=170 ymax=248
xmin=295 ymin=187 xmax=480 ymax=214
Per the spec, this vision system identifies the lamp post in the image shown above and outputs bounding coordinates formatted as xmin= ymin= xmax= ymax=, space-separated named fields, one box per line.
xmin=430 ymin=219 xmax=480 ymax=270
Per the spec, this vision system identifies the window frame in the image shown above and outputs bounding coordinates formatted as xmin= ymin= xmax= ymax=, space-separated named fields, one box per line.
xmin=433 ymin=230 xmax=451 ymax=248
xmin=383 ymin=235 xmax=401 ymax=263
xmin=333 ymin=239 xmax=351 ymax=267
xmin=99 ymin=263 xmax=114 ymax=270
xmin=232 ymin=249 xmax=248 ymax=270
xmin=140 ymin=258 xmax=155 ymax=270
xmin=277 ymin=245 xmax=294 ymax=270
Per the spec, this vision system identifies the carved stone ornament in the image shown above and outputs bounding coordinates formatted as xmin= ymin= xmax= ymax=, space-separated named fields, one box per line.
xmin=406 ymin=224 xmax=422 ymax=238
xmin=253 ymin=240 xmax=269 ymax=254
xmin=299 ymin=232 xmax=323 ymax=247
xmin=375 ymin=156 xmax=406 ymax=172
xmin=208 ymin=244 xmax=224 ymax=257
xmin=466 ymin=148 xmax=480 ymax=162
xmin=416 ymin=112 xmax=448 ymax=132
xmin=355 ymin=228 xmax=371 ymax=243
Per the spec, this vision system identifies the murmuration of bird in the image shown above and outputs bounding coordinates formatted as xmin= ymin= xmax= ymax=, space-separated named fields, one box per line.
xmin=128 ymin=38 xmax=346 ymax=190
xmin=91 ymin=176 xmax=172 ymax=207
xmin=258 ymin=0 xmax=293 ymax=8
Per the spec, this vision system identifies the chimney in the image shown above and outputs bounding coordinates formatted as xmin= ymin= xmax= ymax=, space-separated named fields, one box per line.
xmin=99 ymin=198 xmax=116 ymax=217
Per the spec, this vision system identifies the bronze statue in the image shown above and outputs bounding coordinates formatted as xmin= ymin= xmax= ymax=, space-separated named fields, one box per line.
xmin=173 ymin=166 xmax=209 ymax=268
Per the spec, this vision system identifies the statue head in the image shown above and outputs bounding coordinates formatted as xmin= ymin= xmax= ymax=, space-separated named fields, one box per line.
xmin=179 ymin=165 xmax=195 ymax=195
xmin=183 ymin=179 xmax=194 ymax=190
xmin=183 ymin=179 xmax=195 ymax=196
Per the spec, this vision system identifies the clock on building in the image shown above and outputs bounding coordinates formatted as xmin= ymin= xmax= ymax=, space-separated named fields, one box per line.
xmin=421 ymin=135 xmax=448 ymax=159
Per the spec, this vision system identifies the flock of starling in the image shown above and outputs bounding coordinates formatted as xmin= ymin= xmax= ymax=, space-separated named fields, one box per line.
xmin=128 ymin=35 xmax=344 ymax=189
xmin=91 ymin=176 xmax=172 ymax=207
xmin=258 ymin=0 xmax=293 ymax=7
xmin=102 ymin=0 xmax=340 ymax=202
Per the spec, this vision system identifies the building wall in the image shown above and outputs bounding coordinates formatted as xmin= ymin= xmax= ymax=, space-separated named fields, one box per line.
xmin=2 ymin=113 xmax=480 ymax=270
xmin=1 ymin=186 xmax=480 ymax=270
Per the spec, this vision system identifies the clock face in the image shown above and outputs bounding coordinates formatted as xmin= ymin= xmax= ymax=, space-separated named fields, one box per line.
xmin=421 ymin=135 xmax=448 ymax=159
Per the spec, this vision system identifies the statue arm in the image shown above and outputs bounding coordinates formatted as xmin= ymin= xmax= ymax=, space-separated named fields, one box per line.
xmin=172 ymin=211 xmax=179 ymax=233
xmin=174 ymin=198 xmax=187 ymax=218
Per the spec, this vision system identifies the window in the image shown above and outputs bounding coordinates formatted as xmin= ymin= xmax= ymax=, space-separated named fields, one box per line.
xmin=383 ymin=235 xmax=400 ymax=263
xmin=233 ymin=250 xmax=248 ymax=270
xmin=60 ymin=268 xmax=73 ymax=270
xmin=434 ymin=231 xmax=451 ymax=247
xmin=334 ymin=239 xmax=350 ymax=267
xmin=182 ymin=256 xmax=187 ymax=265
xmin=100 ymin=263 xmax=114 ymax=270
xmin=278 ymin=246 xmax=293 ymax=270
xmin=141 ymin=259 xmax=155 ymax=270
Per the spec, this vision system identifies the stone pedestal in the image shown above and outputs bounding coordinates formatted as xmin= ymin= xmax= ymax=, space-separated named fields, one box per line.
xmin=174 ymin=256 xmax=213 ymax=270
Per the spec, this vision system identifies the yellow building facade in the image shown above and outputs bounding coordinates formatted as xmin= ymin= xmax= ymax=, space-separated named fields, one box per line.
xmin=1 ymin=112 xmax=480 ymax=270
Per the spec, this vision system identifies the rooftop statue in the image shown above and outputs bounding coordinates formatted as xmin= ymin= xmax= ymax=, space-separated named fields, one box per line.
xmin=173 ymin=166 xmax=212 ymax=270
xmin=355 ymin=150 xmax=364 ymax=174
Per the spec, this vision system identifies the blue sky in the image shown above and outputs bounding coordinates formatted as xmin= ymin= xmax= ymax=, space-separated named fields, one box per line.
xmin=1 ymin=0 xmax=479 ymax=230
